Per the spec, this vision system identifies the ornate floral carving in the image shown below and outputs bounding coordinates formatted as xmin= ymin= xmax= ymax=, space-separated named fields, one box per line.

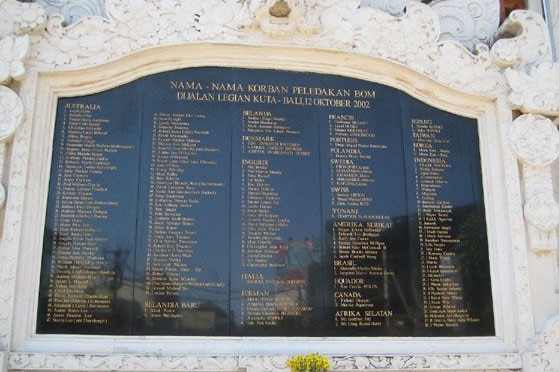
xmin=430 ymin=42 xmax=506 ymax=95
xmin=0 ymin=35 xmax=30 ymax=84
xmin=320 ymin=3 xmax=440 ymax=61
xmin=524 ymin=193 xmax=559 ymax=232
xmin=10 ymin=354 xmax=244 ymax=371
xmin=0 ymin=0 xmax=47 ymax=36
xmin=36 ymin=0 xmax=106 ymax=25
xmin=430 ymin=0 xmax=500 ymax=50
xmin=509 ymin=114 xmax=559 ymax=167
xmin=506 ymin=62 xmax=559 ymax=115
xmin=509 ymin=113 xmax=559 ymax=252
xmin=0 ymin=86 xmax=24 ymax=142
xmin=0 ymin=0 xmax=46 ymax=84
xmin=491 ymin=9 xmax=551 ymax=69
xmin=8 ymin=352 xmax=523 ymax=371
xmin=331 ymin=354 xmax=522 ymax=370
xmin=30 ymin=0 xmax=550 ymax=98
xmin=0 ymin=85 xmax=23 ymax=207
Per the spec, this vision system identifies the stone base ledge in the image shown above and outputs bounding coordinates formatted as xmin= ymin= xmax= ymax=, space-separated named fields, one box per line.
xmin=7 ymin=353 xmax=523 ymax=372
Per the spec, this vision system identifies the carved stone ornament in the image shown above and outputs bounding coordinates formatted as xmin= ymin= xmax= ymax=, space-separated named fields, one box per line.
xmin=8 ymin=352 xmax=524 ymax=372
xmin=430 ymin=0 xmax=500 ymax=50
xmin=530 ymin=315 xmax=559 ymax=370
xmin=0 ymin=85 xmax=23 ymax=141
xmin=35 ymin=0 xmax=106 ymax=25
xmin=37 ymin=0 xmax=504 ymax=54
xmin=0 ymin=0 xmax=46 ymax=84
xmin=506 ymin=62 xmax=559 ymax=115
xmin=345 ymin=0 xmax=502 ymax=50
xmin=524 ymin=193 xmax=559 ymax=233
xmin=491 ymin=9 xmax=551 ymax=69
xmin=26 ymin=0 xmax=552 ymax=98
xmin=0 ymin=35 xmax=30 ymax=85
xmin=509 ymin=114 xmax=559 ymax=167
xmin=329 ymin=354 xmax=523 ymax=370
xmin=0 ymin=0 xmax=47 ymax=36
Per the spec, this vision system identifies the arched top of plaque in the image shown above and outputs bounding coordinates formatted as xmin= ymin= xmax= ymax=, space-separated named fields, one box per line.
xmin=36 ymin=43 xmax=494 ymax=119
xmin=11 ymin=0 xmax=552 ymax=117
xmin=0 ymin=0 xmax=555 ymax=116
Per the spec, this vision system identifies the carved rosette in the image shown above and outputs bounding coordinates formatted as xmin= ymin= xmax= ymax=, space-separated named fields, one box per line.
xmin=1 ymin=0 xmax=47 ymax=36
xmin=510 ymin=114 xmax=559 ymax=251
xmin=0 ymin=86 xmax=24 ymax=142
xmin=524 ymin=194 xmax=559 ymax=233
xmin=510 ymin=114 xmax=559 ymax=167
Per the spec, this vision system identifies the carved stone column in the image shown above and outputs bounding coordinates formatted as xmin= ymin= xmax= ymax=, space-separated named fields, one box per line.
xmin=509 ymin=113 xmax=559 ymax=250
xmin=501 ymin=10 xmax=559 ymax=370
xmin=0 ymin=1 xmax=45 ymax=371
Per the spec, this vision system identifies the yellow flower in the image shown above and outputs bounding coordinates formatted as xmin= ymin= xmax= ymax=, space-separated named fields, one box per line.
xmin=286 ymin=353 xmax=331 ymax=372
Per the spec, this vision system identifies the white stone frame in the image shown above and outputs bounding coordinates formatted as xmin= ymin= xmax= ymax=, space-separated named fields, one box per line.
xmin=2 ymin=0 xmax=559 ymax=371
xmin=12 ymin=43 xmax=517 ymax=368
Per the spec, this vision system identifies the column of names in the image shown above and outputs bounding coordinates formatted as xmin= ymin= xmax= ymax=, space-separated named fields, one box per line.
xmin=145 ymin=112 xmax=226 ymax=320
xmin=239 ymin=110 xmax=313 ymax=328
xmin=46 ymin=103 xmax=132 ymax=326
xmin=410 ymin=118 xmax=477 ymax=328
xmin=328 ymin=114 xmax=393 ymax=328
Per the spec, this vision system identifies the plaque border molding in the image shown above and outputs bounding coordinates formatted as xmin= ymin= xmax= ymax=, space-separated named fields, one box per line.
xmin=12 ymin=43 xmax=517 ymax=371
xmin=1 ymin=0 xmax=559 ymax=371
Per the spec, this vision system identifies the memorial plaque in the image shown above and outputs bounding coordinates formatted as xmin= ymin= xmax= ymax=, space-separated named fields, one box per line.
xmin=37 ymin=67 xmax=494 ymax=337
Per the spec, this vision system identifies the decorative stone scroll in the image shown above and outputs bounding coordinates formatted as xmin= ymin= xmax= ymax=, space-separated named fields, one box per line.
xmin=492 ymin=9 xmax=551 ymax=69
xmin=0 ymin=0 xmax=46 ymax=83
xmin=510 ymin=113 xmax=559 ymax=251
xmin=430 ymin=0 xmax=500 ymax=50
xmin=21 ymin=1 xmax=549 ymax=97
xmin=506 ymin=63 xmax=559 ymax=115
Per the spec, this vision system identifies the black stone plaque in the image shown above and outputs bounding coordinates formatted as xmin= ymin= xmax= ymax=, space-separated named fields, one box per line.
xmin=37 ymin=67 xmax=494 ymax=337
